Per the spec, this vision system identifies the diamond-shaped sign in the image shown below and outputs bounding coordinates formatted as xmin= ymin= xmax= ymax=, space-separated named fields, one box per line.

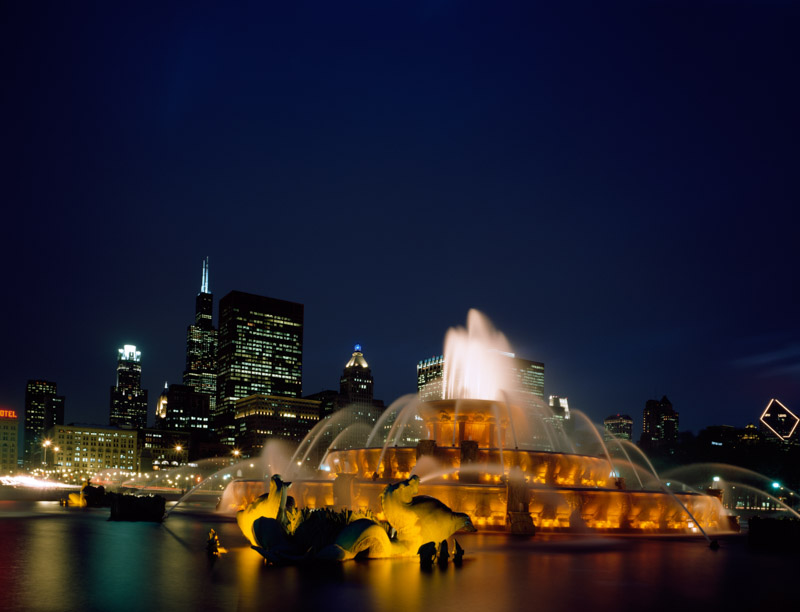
xmin=760 ymin=398 xmax=800 ymax=441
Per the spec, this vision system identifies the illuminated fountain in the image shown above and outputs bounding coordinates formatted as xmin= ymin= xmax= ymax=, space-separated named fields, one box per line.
xmin=223 ymin=310 xmax=733 ymax=537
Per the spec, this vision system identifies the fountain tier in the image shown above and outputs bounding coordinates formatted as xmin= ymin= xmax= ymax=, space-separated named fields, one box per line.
xmin=225 ymin=398 xmax=733 ymax=534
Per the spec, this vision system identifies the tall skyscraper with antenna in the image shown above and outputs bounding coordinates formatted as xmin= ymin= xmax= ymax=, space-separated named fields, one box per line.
xmin=183 ymin=258 xmax=218 ymax=414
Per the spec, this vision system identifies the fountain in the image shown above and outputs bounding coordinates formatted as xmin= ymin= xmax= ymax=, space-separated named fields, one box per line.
xmin=220 ymin=310 xmax=735 ymax=539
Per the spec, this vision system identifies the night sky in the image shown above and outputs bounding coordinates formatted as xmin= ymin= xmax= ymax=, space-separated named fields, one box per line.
xmin=3 ymin=1 xmax=799 ymax=439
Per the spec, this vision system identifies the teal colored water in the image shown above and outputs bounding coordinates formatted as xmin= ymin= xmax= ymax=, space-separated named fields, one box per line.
xmin=0 ymin=501 xmax=791 ymax=612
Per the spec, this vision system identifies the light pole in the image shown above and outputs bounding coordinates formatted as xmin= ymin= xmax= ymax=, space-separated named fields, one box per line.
xmin=54 ymin=446 xmax=60 ymax=473
xmin=42 ymin=439 xmax=52 ymax=468
xmin=232 ymin=449 xmax=241 ymax=465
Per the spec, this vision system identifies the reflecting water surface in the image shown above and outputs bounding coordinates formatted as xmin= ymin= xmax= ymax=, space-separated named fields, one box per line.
xmin=0 ymin=501 xmax=791 ymax=612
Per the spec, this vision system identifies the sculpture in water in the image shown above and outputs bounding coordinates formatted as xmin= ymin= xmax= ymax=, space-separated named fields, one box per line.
xmin=236 ymin=475 xmax=292 ymax=547
xmin=380 ymin=475 xmax=475 ymax=553
xmin=238 ymin=474 xmax=475 ymax=563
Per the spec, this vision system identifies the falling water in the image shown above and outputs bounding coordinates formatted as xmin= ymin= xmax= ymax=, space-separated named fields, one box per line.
xmin=615 ymin=438 xmax=712 ymax=543
xmin=570 ymin=410 xmax=617 ymax=477
xmin=604 ymin=432 xmax=645 ymax=489
xmin=365 ymin=394 xmax=420 ymax=448
xmin=319 ymin=423 xmax=373 ymax=469
xmin=500 ymin=391 xmax=519 ymax=449
xmin=721 ymin=481 xmax=800 ymax=519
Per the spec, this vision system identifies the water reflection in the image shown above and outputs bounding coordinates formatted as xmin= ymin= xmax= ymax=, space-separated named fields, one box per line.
xmin=0 ymin=502 xmax=794 ymax=612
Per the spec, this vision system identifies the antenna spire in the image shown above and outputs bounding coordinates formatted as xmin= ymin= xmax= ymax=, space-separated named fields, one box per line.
xmin=201 ymin=257 xmax=209 ymax=294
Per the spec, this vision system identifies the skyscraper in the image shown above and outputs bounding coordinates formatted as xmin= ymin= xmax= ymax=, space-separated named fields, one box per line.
xmin=215 ymin=291 xmax=303 ymax=446
xmin=24 ymin=380 xmax=64 ymax=465
xmin=339 ymin=344 xmax=382 ymax=421
xmin=165 ymin=383 xmax=210 ymax=433
xmin=109 ymin=345 xmax=149 ymax=429
xmin=510 ymin=358 xmax=545 ymax=399
xmin=417 ymin=356 xmax=445 ymax=401
xmin=336 ymin=344 xmax=384 ymax=444
xmin=640 ymin=395 xmax=679 ymax=450
xmin=416 ymin=354 xmax=545 ymax=400
xmin=183 ymin=258 xmax=217 ymax=414
xmin=302 ymin=345 xmax=385 ymax=463
xmin=604 ymin=414 xmax=633 ymax=441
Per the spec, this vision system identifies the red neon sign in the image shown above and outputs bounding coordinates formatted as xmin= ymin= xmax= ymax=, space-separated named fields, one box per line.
xmin=0 ymin=409 xmax=18 ymax=419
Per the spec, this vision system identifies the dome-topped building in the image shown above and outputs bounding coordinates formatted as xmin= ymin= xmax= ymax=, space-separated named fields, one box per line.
xmin=340 ymin=344 xmax=374 ymax=409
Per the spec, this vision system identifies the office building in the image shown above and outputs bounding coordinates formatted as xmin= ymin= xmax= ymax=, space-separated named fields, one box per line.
xmin=138 ymin=428 xmax=190 ymax=471
xmin=0 ymin=408 xmax=19 ymax=474
xmin=339 ymin=344 xmax=384 ymax=424
xmin=416 ymin=354 xmax=545 ymax=401
xmin=24 ymin=380 xmax=65 ymax=466
xmin=109 ymin=345 xmax=149 ymax=430
xmin=305 ymin=389 xmax=339 ymax=419
xmin=235 ymin=394 xmax=320 ymax=457
xmin=417 ymin=355 xmax=445 ymax=401
xmin=510 ymin=358 xmax=545 ymax=399
xmin=183 ymin=258 xmax=218 ymax=414
xmin=603 ymin=414 xmax=633 ymax=441
xmin=215 ymin=291 xmax=303 ymax=445
xmin=164 ymin=383 xmax=210 ymax=433
xmin=47 ymin=424 xmax=138 ymax=478
xmin=640 ymin=395 xmax=679 ymax=450
xmin=305 ymin=346 xmax=389 ymax=462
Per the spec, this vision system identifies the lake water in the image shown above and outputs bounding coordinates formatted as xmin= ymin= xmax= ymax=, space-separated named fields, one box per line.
xmin=0 ymin=500 xmax=792 ymax=612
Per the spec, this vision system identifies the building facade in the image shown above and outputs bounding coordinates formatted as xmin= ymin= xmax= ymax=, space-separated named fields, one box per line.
xmin=109 ymin=345 xmax=149 ymax=430
xmin=417 ymin=356 xmax=445 ymax=401
xmin=603 ymin=414 xmax=633 ymax=441
xmin=416 ymin=354 xmax=545 ymax=401
xmin=339 ymin=344 xmax=384 ymax=424
xmin=183 ymin=258 xmax=218 ymax=415
xmin=234 ymin=394 xmax=320 ymax=457
xmin=24 ymin=380 xmax=65 ymax=466
xmin=215 ymin=291 xmax=304 ymax=445
xmin=510 ymin=358 xmax=545 ymax=399
xmin=640 ymin=395 xmax=679 ymax=450
xmin=165 ymin=383 xmax=211 ymax=433
xmin=47 ymin=424 xmax=138 ymax=478
xmin=0 ymin=408 xmax=19 ymax=474
xmin=138 ymin=428 xmax=190 ymax=471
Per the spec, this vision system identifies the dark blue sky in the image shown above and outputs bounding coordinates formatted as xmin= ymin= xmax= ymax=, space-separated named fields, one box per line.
xmin=2 ymin=1 xmax=799 ymax=438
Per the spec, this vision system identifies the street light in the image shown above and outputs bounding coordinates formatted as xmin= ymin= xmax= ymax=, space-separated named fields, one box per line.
xmin=42 ymin=439 xmax=52 ymax=467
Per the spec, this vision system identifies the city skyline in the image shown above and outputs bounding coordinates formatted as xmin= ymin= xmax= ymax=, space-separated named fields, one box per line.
xmin=3 ymin=2 xmax=799 ymax=439
xmin=3 ymin=277 xmax=794 ymax=441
